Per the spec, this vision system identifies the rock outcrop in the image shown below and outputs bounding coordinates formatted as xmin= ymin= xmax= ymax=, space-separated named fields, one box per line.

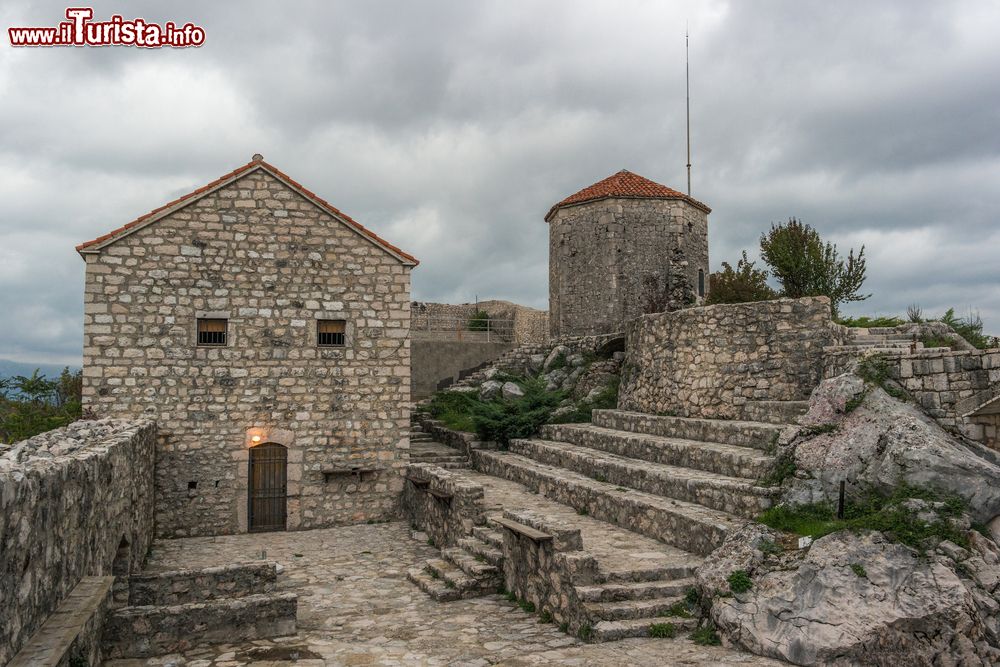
xmin=788 ymin=373 xmax=1000 ymax=527
xmin=711 ymin=530 xmax=1000 ymax=666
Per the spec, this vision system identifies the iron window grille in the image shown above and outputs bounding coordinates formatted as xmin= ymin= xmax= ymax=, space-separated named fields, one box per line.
xmin=197 ymin=318 xmax=228 ymax=346
xmin=317 ymin=319 xmax=346 ymax=347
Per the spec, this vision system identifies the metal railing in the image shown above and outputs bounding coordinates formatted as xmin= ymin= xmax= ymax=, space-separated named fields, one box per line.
xmin=411 ymin=315 xmax=515 ymax=342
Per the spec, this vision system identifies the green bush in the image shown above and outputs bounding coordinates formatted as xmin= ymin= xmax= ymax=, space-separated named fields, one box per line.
xmin=648 ymin=622 xmax=677 ymax=638
xmin=835 ymin=315 xmax=905 ymax=328
xmin=690 ymin=624 xmax=722 ymax=646
xmin=0 ymin=368 xmax=83 ymax=443
xmin=939 ymin=308 xmax=997 ymax=349
xmin=468 ymin=310 xmax=490 ymax=332
xmin=727 ymin=570 xmax=753 ymax=594
xmin=705 ymin=251 xmax=778 ymax=305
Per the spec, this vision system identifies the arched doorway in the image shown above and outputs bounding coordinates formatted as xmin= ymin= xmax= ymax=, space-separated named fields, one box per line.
xmin=248 ymin=442 xmax=287 ymax=532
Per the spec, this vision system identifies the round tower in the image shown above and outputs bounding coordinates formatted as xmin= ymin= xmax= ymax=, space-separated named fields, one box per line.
xmin=545 ymin=169 xmax=711 ymax=339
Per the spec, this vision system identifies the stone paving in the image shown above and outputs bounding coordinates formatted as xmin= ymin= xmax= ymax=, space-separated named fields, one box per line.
xmin=107 ymin=522 xmax=783 ymax=667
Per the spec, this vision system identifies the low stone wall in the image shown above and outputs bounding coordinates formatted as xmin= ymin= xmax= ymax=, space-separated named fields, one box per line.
xmin=403 ymin=463 xmax=486 ymax=548
xmin=499 ymin=509 xmax=596 ymax=635
xmin=0 ymin=419 xmax=156 ymax=665
xmin=102 ymin=592 xmax=298 ymax=659
xmin=415 ymin=415 xmax=492 ymax=456
xmin=826 ymin=347 xmax=1000 ymax=449
xmin=619 ymin=297 xmax=839 ymax=419
xmin=412 ymin=339 xmax=515 ymax=399
xmin=127 ymin=562 xmax=278 ymax=606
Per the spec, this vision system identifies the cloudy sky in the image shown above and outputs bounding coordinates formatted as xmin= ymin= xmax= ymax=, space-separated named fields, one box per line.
xmin=1 ymin=0 xmax=998 ymax=365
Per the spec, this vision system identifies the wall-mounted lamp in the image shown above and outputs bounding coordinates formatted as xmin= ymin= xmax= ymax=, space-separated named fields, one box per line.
xmin=251 ymin=434 xmax=262 ymax=444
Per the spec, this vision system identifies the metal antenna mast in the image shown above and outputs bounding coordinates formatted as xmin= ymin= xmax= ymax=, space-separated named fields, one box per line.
xmin=686 ymin=25 xmax=692 ymax=196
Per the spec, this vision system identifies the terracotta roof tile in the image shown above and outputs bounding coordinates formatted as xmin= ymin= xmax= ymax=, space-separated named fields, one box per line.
xmin=545 ymin=169 xmax=710 ymax=220
xmin=76 ymin=158 xmax=419 ymax=265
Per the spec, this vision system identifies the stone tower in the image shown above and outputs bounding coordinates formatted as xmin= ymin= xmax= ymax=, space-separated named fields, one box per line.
xmin=546 ymin=169 xmax=711 ymax=338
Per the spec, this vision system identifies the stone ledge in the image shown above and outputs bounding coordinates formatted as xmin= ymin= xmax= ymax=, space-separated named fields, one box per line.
xmin=8 ymin=576 xmax=114 ymax=667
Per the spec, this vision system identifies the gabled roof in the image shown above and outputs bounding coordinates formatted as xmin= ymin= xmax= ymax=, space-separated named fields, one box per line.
xmin=544 ymin=169 xmax=711 ymax=221
xmin=76 ymin=155 xmax=419 ymax=266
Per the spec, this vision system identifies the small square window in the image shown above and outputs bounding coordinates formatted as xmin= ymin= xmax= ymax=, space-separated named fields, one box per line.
xmin=197 ymin=318 xmax=228 ymax=346
xmin=318 ymin=320 xmax=346 ymax=347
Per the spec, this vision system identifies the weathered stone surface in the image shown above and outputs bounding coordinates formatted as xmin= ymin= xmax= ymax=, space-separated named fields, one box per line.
xmin=620 ymin=298 xmax=840 ymax=419
xmin=502 ymin=382 xmax=525 ymax=399
xmin=548 ymin=193 xmax=709 ymax=338
xmin=696 ymin=523 xmax=783 ymax=598
xmin=543 ymin=345 xmax=570 ymax=372
xmin=480 ymin=380 xmax=503 ymax=399
xmin=0 ymin=420 xmax=155 ymax=665
xmin=712 ymin=530 xmax=1000 ymax=666
xmin=790 ymin=374 xmax=1000 ymax=525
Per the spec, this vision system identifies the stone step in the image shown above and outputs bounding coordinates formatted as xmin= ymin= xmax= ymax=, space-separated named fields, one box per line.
xmin=457 ymin=536 xmax=503 ymax=567
xmin=592 ymin=410 xmax=787 ymax=452
xmin=575 ymin=578 xmax=695 ymax=602
xmin=740 ymin=400 xmax=809 ymax=425
xmin=410 ymin=453 xmax=468 ymax=462
xmin=425 ymin=558 xmax=479 ymax=591
xmin=509 ymin=439 xmax=777 ymax=518
xmin=601 ymin=564 xmax=699 ymax=584
xmin=591 ymin=616 xmax=698 ymax=642
xmin=442 ymin=547 xmax=502 ymax=582
xmin=584 ymin=595 xmax=690 ymax=622
xmin=472 ymin=450 xmax=741 ymax=555
xmin=406 ymin=567 xmax=463 ymax=602
xmin=541 ymin=423 xmax=773 ymax=479
xmin=472 ymin=526 xmax=504 ymax=549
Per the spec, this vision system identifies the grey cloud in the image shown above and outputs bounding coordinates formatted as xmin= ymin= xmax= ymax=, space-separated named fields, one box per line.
xmin=1 ymin=0 xmax=998 ymax=365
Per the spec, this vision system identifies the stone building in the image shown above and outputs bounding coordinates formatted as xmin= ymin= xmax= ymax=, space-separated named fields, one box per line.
xmin=77 ymin=155 xmax=417 ymax=538
xmin=546 ymin=170 xmax=711 ymax=338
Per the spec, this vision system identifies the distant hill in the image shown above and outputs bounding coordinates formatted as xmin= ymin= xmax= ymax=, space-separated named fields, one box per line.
xmin=0 ymin=358 xmax=81 ymax=381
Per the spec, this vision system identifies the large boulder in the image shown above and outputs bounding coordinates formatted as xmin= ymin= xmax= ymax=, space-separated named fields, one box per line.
xmin=479 ymin=380 xmax=502 ymax=400
xmin=501 ymin=382 xmax=524 ymax=400
xmin=542 ymin=345 xmax=569 ymax=372
xmin=697 ymin=523 xmax=783 ymax=598
xmin=789 ymin=374 xmax=1000 ymax=526
xmin=712 ymin=530 xmax=998 ymax=666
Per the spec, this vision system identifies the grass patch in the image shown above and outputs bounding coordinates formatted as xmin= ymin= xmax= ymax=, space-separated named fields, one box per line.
xmin=576 ymin=507 xmax=589 ymax=516
xmin=539 ymin=610 xmax=553 ymax=624
xmin=727 ymin=570 xmax=752 ymax=594
xmin=850 ymin=563 xmax=867 ymax=578
xmin=505 ymin=591 xmax=517 ymax=603
xmin=844 ymin=390 xmax=868 ymax=413
xmin=920 ymin=335 xmax=956 ymax=350
xmin=548 ymin=377 xmax=621 ymax=425
xmin=559 ymin=622 xmax=569 ymax=633
xmin=690 ymin=624 xmax=722 ymax=646
xmin=578 ymin=624 xmax=593 ymax=641
xmin=759 ymin=538 xmax=783 ymax=556
xmin=518 ymin=599 xmax=536 ymax=613
xmin=759 ymin=485 xmax=971 ymax=553
xmin=648 ymin=622 xmax=677 ymax=638
xmin=802 ymin=423 xmax=838 ymax=436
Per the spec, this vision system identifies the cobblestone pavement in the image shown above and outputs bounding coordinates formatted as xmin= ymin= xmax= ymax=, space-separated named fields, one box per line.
xmin=108 ymin=523 xmax=783 ymax=667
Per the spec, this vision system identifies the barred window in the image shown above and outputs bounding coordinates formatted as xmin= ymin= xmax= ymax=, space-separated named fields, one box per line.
xmin=317 ymin=320 xmax=346 ymax=347
xmin=197 ymin=318 xmax=228 ymax=346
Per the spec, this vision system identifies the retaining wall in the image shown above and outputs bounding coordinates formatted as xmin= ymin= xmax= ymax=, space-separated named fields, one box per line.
xmin=619 ymin=297 xmax=839 ymax=419
xmin=0 ymin=419 xmax=156 ymax=665
xmin=412 ymin=339 xmax=514 ymax=400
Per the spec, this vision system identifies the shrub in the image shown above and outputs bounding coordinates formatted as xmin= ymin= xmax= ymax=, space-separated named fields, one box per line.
xmin=836 ymin=315 xmax=905 ymax=328
xmin=648 ymin=622 xmax=677 ymax=638
xmin=468 ymin=310 xmax=490 ymax=332
xmin=690 ymin=624 xmax=722 ymax=646
xmin=761 ymin=450 xmax=797 ymax=487
xmin=938 ymin=308 xmax=997 ymax=349
xmin=705 ymin=251 xmax=778 ymax=305
xmin=727 ymin=570 xmax=752 ymax=594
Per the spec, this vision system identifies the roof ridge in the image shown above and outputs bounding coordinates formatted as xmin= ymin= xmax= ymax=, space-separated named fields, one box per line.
xmin=76 ymin=157 xmax=419 ymax=265
xmin=544 ymin=169 xmax=710 ymax=221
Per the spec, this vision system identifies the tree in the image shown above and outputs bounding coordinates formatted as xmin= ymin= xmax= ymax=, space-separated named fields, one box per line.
xmin=760 ymin=218 xmax=869 ymax=315
xmin=0 ymin=368 xmax=83 ymax=443
xmin=705 ymin=251 xmax=778 ymax=305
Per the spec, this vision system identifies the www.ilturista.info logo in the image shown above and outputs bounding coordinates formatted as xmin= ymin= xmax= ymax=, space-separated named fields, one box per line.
xmin=8 ymin=7 xmax=205 ymax=48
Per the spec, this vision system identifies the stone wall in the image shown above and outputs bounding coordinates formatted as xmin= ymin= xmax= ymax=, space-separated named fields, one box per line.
xmin=825 ymin=347 xmax=1000 ymax=449
xmin=0 ymin=419 xmax=156 ymax=665
xmin=412 ymin=299 xmax=549 ymax=344
xmin=619 ymin=297 xmax=840 ymax=419
xmin=126 ymin=562 xmax=278 ymax=606
xmin=102 ymin=592 xmax=298 ymax=659
xmin=411 ymin=339 xmax=515 ymax=400
xmin=548 ymin=198 xmax=709 ymax=338
xmin=80 ymin=168 xmax=412 ymax=537
xmin=402 ymin=463 xmax=486 ymax=548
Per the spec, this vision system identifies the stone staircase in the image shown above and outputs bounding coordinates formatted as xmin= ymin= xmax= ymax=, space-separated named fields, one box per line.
xmin=445 ymin=343 xmax=552 ymax=391
xmin=825 ymin=327 xmax=952 ymax=355
xmin=409 ymin=422 xmax=470 ymax=469
xmin=408 ymin=403 xmax=802 ymax=641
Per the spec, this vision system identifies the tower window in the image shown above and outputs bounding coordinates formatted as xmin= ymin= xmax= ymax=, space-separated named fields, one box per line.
xmin=698 ymin=270 xmax=706 ymax=297
xmin=318 ymin=320 xmax=346 ymax=347
xmin=197 ymin=318 xmax=228 ymax=346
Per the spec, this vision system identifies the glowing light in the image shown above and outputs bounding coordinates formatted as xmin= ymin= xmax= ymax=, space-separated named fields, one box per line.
xmin=251 ymin=435 xmax=262 ymax=443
